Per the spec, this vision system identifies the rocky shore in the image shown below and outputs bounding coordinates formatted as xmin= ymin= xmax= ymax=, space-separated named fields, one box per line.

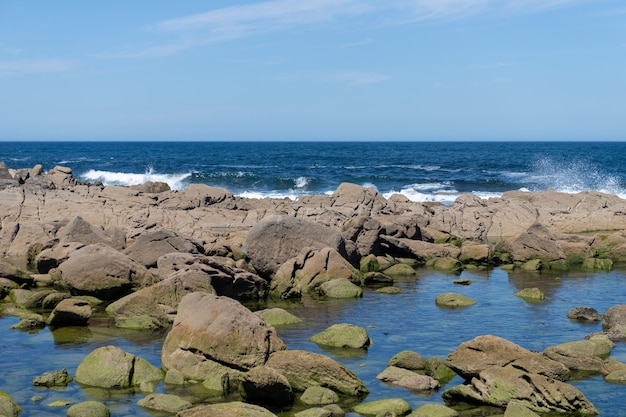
xmin=2 ymin=161 xmax=626 ymax=416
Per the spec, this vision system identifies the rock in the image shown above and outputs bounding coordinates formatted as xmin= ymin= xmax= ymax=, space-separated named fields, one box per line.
xmin=341 ymin=216 xmax=383 ymax=257
xmin=379 ymin=235 xmax=460 ymax=263
xmin=161 ymin=292 xmax=286 ymax=375
xmin=255 ymin=308 xmax=302 ymax=326
xmin=605 ymin=369 xmax=626 ymax=383
xmin=435 ymin=293 xmax=476 ymax=308
xmin=0 ymin=392 xmax=21 ymax=417
xmin=164 ymin=368 xmax=185 ymax=385
xmin=567 ymin=306 xmax=602 ymax=322
xmin=459 ymin=242 xmax=491 ymax=264
xmin=271 ymin=247 xmax=362 ymax=299
xmin=75 ymin=345 xmax=163 ymax=389
xmin=300 ymin=386 xmax=339 ymax=405
xmin=239 ymin=365 xmax=294 ymax=406
xmin=376 ymin=366 xmax=439 ymax=391
xmin=603 ymin=304 xmax=626 ymax=334
xmin=32 ymin=368 xmax=73 ymax=387
xmin=407 ymin=403 xmax=458 ymax=417
xmin=124 ymin=229 xmax=204 ymax=268
xmin=137 ymin=393 xmax=192 ymax=413
xmin=392 ymin=374 xmax=439 ymax=391
xmin=544 ymin=339 xmax=613 ymax=373
xmin=67 ymin=401 xmax=111 ymax=417
xmin=57 ymin=216 xmax=124 ymax=250
xmin=352 ymin=398 xmax=412 ymax=417
xmin=445 ymin=335 xmax=570 ymax=381
xmin=10 ymin=313 xmax=45 ymax=331
xmin=425 ymin=257 xmax=462 ymax=272
xmin=379 ymin=263 xmax=417 ymax=277
xmin=47 ymin=298 xmax=92 ymax=327
xmin=0 ymin=260 xmax=31 ymax=285
xmin=58 ymin=243 xmax=154 ymax=300
xmin=310 ymin=323 xmax=371 ymax=349
xmin=514 ymin=287 xmax=545 ymax=301
xmin=36 ymin=242 xmax=85 ymax=274
xmin=177 ymin=401 xmax=278 ymax=417
xmin=388 ymin=351 xmax=426 ymax=371
xmin=318 ymin=278 xmax=363 ymax=299
xmin=156 ymin=253 xmax=268 ymax=301
xmin=245 ymin=215 xmax=356 ymax=280
xmin=582 ymin=257 xmax=613 ymax=270
xmin=105 ymin=269 xmax=217 ymax=330
xmin=0 ymin=277 xmax=18 ymax=299
xmin=265 ymin=350 xmax=368 ymax=397
xmin=442 ymin=365 xmax=598 ymax=415
xmin=360 ymin=254 xmax=380 ymax=273
xmin=132 ymin=181 xmax=170 ymax=193
xmin=294 ymin=408 xmax=334 ymax=417
xmin=505 ymin=222 xmax=567 ymax=264
xmin=363 ymin=271 xmax=394 ymax=285
xmin=425 ymin=357 xmax=457 ymax=384
xmin=376 ymin=286 xmax=403 ymax=294
xmin=48 ymin=400 xmax=72 ymax=408
xmin=503 ymin=399 xmax=540 ymax=417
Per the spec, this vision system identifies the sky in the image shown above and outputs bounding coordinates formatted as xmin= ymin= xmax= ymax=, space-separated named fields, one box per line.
xmin=0 ymin=0 xmax=625 ymax=141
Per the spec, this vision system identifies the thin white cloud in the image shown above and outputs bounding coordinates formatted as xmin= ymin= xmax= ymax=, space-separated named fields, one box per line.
xmin=329 ymin=71 xmax=391 ymax=85
xmin=118 ymin=0 xmax=590 ymax=58
xmin=0 ymin=59 xmax=75 ymax=78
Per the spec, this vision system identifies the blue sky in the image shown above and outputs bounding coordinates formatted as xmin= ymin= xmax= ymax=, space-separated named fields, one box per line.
xmin=1 ymin=0 xmax=624 ymax=141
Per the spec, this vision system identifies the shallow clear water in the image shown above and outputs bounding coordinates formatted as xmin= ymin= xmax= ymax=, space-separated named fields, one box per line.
xmin=2 ymin=267 xmax=626 ymax=416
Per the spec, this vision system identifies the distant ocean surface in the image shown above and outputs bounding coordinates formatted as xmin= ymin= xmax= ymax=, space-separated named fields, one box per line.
xmin=1 ymin=141 xmax=625 ymax=205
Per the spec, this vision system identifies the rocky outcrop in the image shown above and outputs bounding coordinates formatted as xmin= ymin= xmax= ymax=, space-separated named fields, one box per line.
xmin=445 ymin=335 xmax=570 ymax=381
xmin=443 ymin=365 xmax=598 ymax=415
xmin=124 ymin=228 xmax=204 ymax=268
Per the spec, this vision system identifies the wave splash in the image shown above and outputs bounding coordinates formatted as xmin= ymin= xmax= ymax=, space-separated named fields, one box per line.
xmin=528 ymin=158 xmax=625 ymax=198
xmin=81 ymin=167 xmax=191 ymax=190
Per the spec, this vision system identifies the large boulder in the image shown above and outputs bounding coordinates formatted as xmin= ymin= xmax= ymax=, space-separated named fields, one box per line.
xmin=445 ymin=335 xmax=570 ymax=381
xmin=271 ymin=247 xmax=362 ymax=298
xmin=245 ymin=215 xmax=357 ymax=279
xmin=352 ymin=398 xmax=412 ymax=417
xmin=0 ymin=392 xmax=21 ymax=417
xmin=442 ymin=365 xmax=598 ymax=415
xmin=379 ymin=235 xmax=461 ymax=263
xmin=265 ymin=350 xmax=368 ymax=397
xmin=603 ymin=304 xmax=626 ymax=335
xmin=58 ymin=243 xmax=155 ymax=300
xmin=330 ymin=182 xmax=387 ymax=217
xmin=124 ymin=229 xmax=204 ymax=268
xmin=75 ymin=345 xmax=163 ymax=388
xmin=161 ymin=292 xmax=286 ymax=376
xmin=36 ymin=242 xmax=85 ymax=273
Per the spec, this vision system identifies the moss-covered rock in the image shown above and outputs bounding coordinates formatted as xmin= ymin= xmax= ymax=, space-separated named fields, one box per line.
xmin=514 ymin=288 xmax=545 ymax=301
xmin=318 ymin=278 xmax=363 ymax=299
xmin=67 ymin=401 xmax=110 ymax=417
xmin=256 ymin=308 xmax=302 ymax=326
xmin=310 ymin=323 xmax=371 ymax=349
xmin=388 ymin=350 xmax=426 ymax=370
xmin=352 ymin=398 xmax=412 ymax=417
xmin=408 ymin=403 xmax=458 ymax=417
xmin=435 ymin=293 xmax=476 ymax=308
xmin=137 ymin=393 xmax=192 ymax=413
xmin=0 ymin=392 xmax=21 ymax=417
xmin=300 ymin=386 xmax=339 ymax=405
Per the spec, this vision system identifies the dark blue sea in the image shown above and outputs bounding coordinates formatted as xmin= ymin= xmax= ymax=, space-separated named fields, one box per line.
xmin=2 ymin=141 xmax=626 ymax=416
xmin=1 ymin=141 xmax=625 ymax=204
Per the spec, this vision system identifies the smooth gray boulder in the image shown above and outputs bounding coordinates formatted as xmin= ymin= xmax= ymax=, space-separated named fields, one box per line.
xmin=239 ymin=365 xmax=294 ymax=406
xmin=47 ymin=298 xmax=92 ymax=327
xmin=58 ymin=243 xmax=154 ymax=300
xmin=124 ymin=228 xmax=204 ymax=268
xmin=177 ymin=401 xmax=278 ymax=417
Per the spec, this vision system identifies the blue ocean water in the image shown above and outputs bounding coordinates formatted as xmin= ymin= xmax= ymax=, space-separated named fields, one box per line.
xmin=1 ymin=141 xmax=625 ymax=204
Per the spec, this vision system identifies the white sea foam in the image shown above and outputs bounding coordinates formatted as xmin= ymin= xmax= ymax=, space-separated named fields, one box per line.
xmin=81 ymin=169 xmax=191 ymax=190
xmin=294 ymin=177 xmax=308 ymax=188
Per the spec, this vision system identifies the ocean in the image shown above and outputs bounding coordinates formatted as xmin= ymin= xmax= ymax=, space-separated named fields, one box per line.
xmin=1 ymin=141 xmax=625 ymax=204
